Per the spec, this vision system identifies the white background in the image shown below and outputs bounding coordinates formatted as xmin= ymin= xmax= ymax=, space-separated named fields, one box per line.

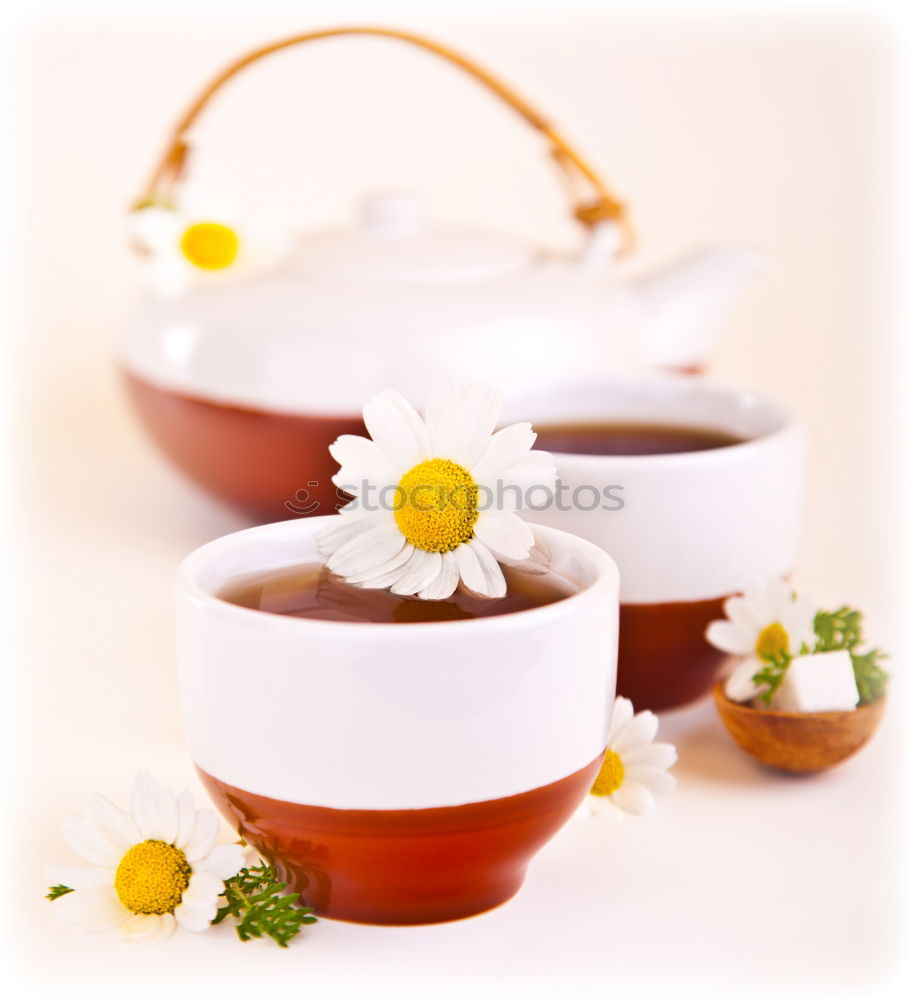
xmin=2 ymin=0 xmax=908 ymax=996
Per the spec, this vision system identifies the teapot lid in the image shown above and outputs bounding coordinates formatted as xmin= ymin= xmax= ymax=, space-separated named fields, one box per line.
xmin=289 ymin=191 xmax=534 ymax=284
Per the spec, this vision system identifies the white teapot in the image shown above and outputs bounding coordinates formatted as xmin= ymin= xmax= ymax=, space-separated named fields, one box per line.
xmin=122 ymin=27 xmax=758 ymax=520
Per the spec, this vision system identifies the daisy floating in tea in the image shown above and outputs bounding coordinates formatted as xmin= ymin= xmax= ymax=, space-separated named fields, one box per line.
xmin=128 ymin=189 xmax=289 ymax=297
xmin=319 ymin=381 xmax=558 ymax=600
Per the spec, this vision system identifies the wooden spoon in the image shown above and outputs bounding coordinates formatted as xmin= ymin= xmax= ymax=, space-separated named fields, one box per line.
xmin=713 ymin=681 xmax=886 ymax=773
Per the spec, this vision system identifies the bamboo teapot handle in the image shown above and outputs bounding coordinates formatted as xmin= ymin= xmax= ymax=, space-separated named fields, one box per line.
xmin=134 ymin=26 xmax=634 ymax=255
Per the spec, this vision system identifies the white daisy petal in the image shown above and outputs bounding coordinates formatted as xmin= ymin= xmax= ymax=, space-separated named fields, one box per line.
xmin=120 ymin=913 xmax=166 ymax=943
xmin=742 ymin=579 xmax=773 ymax=622
xmin=389 ymin=548 xmax=442 ymax=596
xmin=152 ymin=912 xmax=178 ymax=942
xmin=607 ymin=697 xmax=635 ymax=744
xmin=174 ymin=791 xmax=197 ymax=852
xmin=131 ymin=772 xmax=179 ymax=844
xmin=471 ymin=423 xmax=537 ymax=485
xmin=182 ymin=809 xmax=219 ymax=863
xmin=612 ymin=710 xmax=659 ymax=755
xmin=317 ymin=509 xmax=377 ymax=555
xmin=466 ymin=539 xmax=507 ymax=598
xmin=356 ymin=564 xmax=417 ymax=591
xmin=454 ymin=543 xmax=496 ymax=598
xmin=326 ymin=520 xmax=405 ymax=578
xmin=53 ymin=886 xmax=128 ymax=932
xmin=784 ymin=595 xmax=818 ymax=650
xmin=61 ymin=816 xmax=122 ymax=868
xmin=85 ymin=795 xmax=142 ymax=854
xmin=610 ymin=781 xmax=656 ymax=816
xmin=385 ymin=388 xmax=432 ymax=461
xmin=496 ymin=530 xmax=551 ymax=572
xmin=492 ymin=452 xmax=558 ymax=507
xmin=344 ymin=542 xmax=413 ymax=584
xmin=174 ymin=871 xmax=223 ymax=932
xmin=623 ymin=742 xmax=678 ymax=770
xmin=722 ymin=596 xmax=763 ymax=635
xmin=129 ymin=207 xmax=182 ymax=250
xmin=705 ymin=619 xmax=754 ymax=655
xmin=64 ymin=794 xmax=139 ymax=868
xmin=424 ymin=379 xmax=461 ymax=459
xmin=182 ymin=869 xmax=225 ymax=902
xmin=363 ymin=389 xmax=427 ymax=472
xmin=193 ymin=843 xmax=246 ymax=881
xmin=455 ymin=382 xmax=502 ymax=467
xmin=330 ymin=435 xmax=397 ymax=492
xmin=724 ymin=656 xmax=766 ymax=702
xmin=173 ymin=904 xmax=213 ymax=934
xmin=473 ymin=511 xmax=534 ymax=562
xmin=626 ymin=766 xmax=677 ymax=799
xmin=45 ymin=863 xmax=113 ymax=890
xmin=418 ymin=550 xmax=460 ymax=600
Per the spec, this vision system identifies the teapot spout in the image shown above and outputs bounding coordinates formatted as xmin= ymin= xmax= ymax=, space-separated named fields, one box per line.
xmin=635 ymin=248 xmax=762 ymax=372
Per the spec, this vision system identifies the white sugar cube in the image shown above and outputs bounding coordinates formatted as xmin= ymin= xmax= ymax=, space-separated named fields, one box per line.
xmin=771 ymin=650 xmax=860 ymax=713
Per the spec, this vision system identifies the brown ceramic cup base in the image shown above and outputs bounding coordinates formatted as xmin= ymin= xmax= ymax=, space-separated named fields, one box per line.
xmin=123 ymin=371 xmax=363 ymax=521
xmin=198 ymin=754 xmax=603 ymax=925
xmin=616 ymin=596 xmax=730 ymax=711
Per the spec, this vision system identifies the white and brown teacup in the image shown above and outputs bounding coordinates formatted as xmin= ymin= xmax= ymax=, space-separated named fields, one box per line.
xmin=176 ymin=516 xmax=619 ymax=924
xmin=508 ymin=376 xmax=806 ymax=710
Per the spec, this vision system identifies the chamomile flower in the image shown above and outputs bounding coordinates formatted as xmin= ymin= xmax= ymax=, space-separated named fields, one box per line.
xmin=706 ymin=578 xmax=817 ymax=702
xmin=128 ymin=190 xmax=288 ymax=297
xmin=318 ymin=381 xmax=557 ymax=600
xmin=46 ymin=772 xmax=245 ymax=942
xmin=588 ymin=697 xmax=677 ymax=819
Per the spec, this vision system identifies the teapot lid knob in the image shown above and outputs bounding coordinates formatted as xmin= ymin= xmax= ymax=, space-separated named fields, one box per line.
xmin=360 ymin=191 xmax=424 ymax=237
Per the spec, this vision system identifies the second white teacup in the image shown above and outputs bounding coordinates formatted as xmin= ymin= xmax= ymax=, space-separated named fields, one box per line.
xmin=507 ymin=376 xmax=806 ymax=709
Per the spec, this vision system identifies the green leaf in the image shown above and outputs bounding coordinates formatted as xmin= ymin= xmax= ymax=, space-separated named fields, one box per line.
xmin=214 ymin=862 xmax=317 ymax=948
xmin=814 ymin=607 xmax=864 ymax=652
xmin=752 ymin=650 xmax=791 ymax=706
xmin=851 ymin=648 xmax=889 ymax=705
xmin=46 ymin=885 xmax=74 ymax=900
xmin=813 ymin=605 xmax=889 ymax=705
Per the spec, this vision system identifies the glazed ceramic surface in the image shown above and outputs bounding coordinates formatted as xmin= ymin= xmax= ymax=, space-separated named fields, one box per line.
xmin=511 ymin=376 xmax=806 ymax=710
xmin=122 ymin=186 xmax=758 ymax=518
xmin=176 ymin=517 xmax=619 ymax=923
xmin=123 ymin=373 xmax=361 ymax=520
xmin=124 ymin=195 xmax=759 ymax=414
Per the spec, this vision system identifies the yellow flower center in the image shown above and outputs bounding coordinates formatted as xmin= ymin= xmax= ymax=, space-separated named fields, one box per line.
xmin=590 ymin=750 xmax=625 ymax=797
xmin=113 ymin=840 xmax=191 ymax=915
xmin=755 ymin=622 xmax=790 ymax=659
xmin=180 ymin=222 xmax=239 ymax=270
xmin=394 ymin=458 xmax=478 ymax=553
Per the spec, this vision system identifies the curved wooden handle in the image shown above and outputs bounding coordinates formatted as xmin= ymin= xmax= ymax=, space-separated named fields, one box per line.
xmin=135 ymin=26 xmax=634 ymax=254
